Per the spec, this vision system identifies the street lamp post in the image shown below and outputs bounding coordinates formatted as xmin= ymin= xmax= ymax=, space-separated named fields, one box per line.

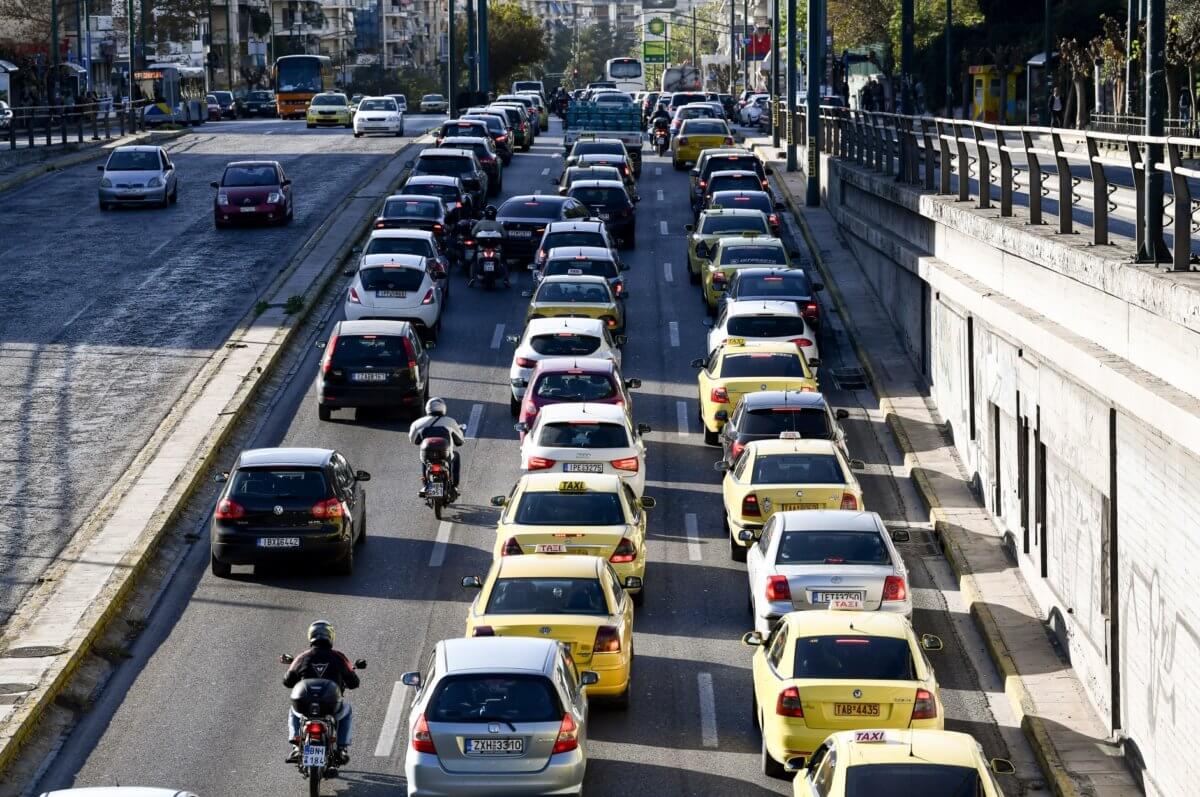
xmin=742 ymin=0 xmax=748 ymax=94
xmin=945 ymin=0 xmax=952 ymax=114
xmin=785 ymin=0 xmax=796 ymax=171
xmin=1140 ymin=0 xmax=1168 ymax=262
xmin=729 ymin=0 xmax=735 ymax=94
xmin=771 ymin=0 xmax=779 ymax=147
xmin=447 ymin=0 xmax=457 ymax=115
xmin=477 ymin=0 xmax=488 ymax=95
xmin=805 ymin=0 xmax=820 ymax=204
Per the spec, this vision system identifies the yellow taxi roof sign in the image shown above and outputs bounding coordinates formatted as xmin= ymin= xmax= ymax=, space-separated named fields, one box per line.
xmin=853 ymin=730 xmax=891 ymax=744
xmin=725 ymin=337 xmax=746 ymax=346
xmin=780 ymin=431 xmax=801 ymax=439
xmin=558 ymin=480 xmax=588 ymax=493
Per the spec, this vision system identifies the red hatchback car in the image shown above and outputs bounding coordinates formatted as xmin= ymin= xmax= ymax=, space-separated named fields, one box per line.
xmin=516 ymin=357 xmax=638 ymax=439
xmin=211 ymin=160 xmax=293 ymax=228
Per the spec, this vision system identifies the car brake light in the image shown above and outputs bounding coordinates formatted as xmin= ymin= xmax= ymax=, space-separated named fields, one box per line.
xmin=496 ymin=134 xmax=508 ymax=142
xmin=528 ymin=456 xmax=556 ymax=470
xmin=840 ymin=492 xmax=858 ymax=510
xmin=609 ymin=537 xmax=637 ymax=564
xmin=768 ymin=214 xmax=779 ymax=225
xmin=432 ymin=223 xmax=443 ymax=232
xmin=730 ymin=441 xmax=745 ymax=459
xmin=602 ymin=316 xmax=617 ymax=329
xmin=883 ymin=575 xmax=908 ymax=602
xmin=761 ymin=179 xmax=770 ymax=189
xmin=677 ymin=136 xmax=689 ymax=144
xmin=421 ymin=288 xmax=435 ymax=305
xmin=524 ymin=400 xmax=537 ymax=416
xmin=311 ymin=498 xmax=344 ymax=519
xmin=321 ymin=334 xmax=337 ymax=373
xmin=790 ymin=338 xmax=814 ymax=348
xmin=723 ymin=137 xmax=735 ymax=145
xmin=348 ymin=286 xmax=361 ymax=304
xmin=375 ymin=221 xmax=386 ymax=229
xmin=766 ymin=574 xmax=791 ymax=601
xmin=699 ymin=180 xmax=707 ymax=188
xmin=803 ymin=302 xmax=819 ymax=318
xmin=611 ymin=456 xmax=639 ymax=472
xmin=613 ymin=281 xmax=624 ymax=295
xmin=501 ymin=536 xmax=523 ymax=556
xmin=402 ymin=337 xmax=418 ymax=369
xmin=516 ymin=357 xmax=537 ymax=368
xmin=912 ymin=688 xmax=938 ymax=720
xmin=710 ymin=387 xmax=728 ymax=403
xmin=215 ymin=498 xmax=245 ymax=520
xmin=472 ymin=625 xmax=495 ymax=636
xmin=553 ymin=713 xmax=579 ymax=754
xmin=742 ymin=493 xmax=761 ymax=517
xmin=412 ymin=714 xmax=437 ymax=753
xmin=776 ymin=685 xmax=804 ymax=717
xmin=594 ymin=626 xmax=621 ymax=653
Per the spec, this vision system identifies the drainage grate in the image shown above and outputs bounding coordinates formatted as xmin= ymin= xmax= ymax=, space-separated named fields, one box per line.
xmin=832 ymin=367 xmax=868 ymax=390
xmin=2 ymin=645 xmax=67 ymax=659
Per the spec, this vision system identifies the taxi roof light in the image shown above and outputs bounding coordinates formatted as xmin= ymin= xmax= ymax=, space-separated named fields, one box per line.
xmin=779 ymin=431 xmax=801 ymax=439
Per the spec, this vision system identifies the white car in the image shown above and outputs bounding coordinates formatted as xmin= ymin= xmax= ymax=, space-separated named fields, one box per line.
xmin=507 ymin=317 xmax=622 ymax=414
xmin=738 ymin=94 xmax=769 ymax=125
xmin=353 ymin=96 xmax=404 ymax=137
xmin=706 ymin=299 xmax=820 ymax=367
xmin=518 ymin=402 xmax=650 ymax=495
xmin=419 ymin=93 xmax=448 ymax=113
xmin=343 ymin=253 xmax=443 ymax=339
xmin=745 ymin=510 xmax=912 ymax=635
xmin=358 ymin=228 xmax=451 ymax=301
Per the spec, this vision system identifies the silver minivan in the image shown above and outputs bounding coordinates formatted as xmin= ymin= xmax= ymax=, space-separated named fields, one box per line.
xmin=97 ymin=145 xmax=178 ymax=210
xmin=403 ymin=637 xmax=596 ymax=796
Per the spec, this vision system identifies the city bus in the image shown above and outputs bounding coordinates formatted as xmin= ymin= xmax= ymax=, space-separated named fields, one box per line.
xmin=135 ymin=64 xmax=208 ymax=125
xmin=272 ymin=54 xmax=333 ymax=118
xmin=605 ymin=57 xmax=646 ymax=94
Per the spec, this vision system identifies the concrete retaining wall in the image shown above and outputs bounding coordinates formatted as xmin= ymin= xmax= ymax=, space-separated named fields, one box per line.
xmin=823 ymin=154 xmax=1200 ymax=797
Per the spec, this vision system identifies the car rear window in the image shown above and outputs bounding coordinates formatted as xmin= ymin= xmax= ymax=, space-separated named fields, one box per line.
xmin=702 ymin=216 xmax=768 ymax=235
xmin=544 ymin=232 xmax=606 ymax=250
xmin=709 ymin=175 xmax=761 ymax=194
xmin=383 ymin=198 xmax=440 ymax=218
xmin=222 ymin=165 xmax=279 ymax=187
xmin=429 ymin=675 xmax=561 ymax=724
xmin=403 ymin=185 xmax=457 ymax=204
xmin=463 ymin=115 xmax=503 ymax=133
xmin=570 ymin=187 xmax=627 ymax=206
xmin=726 ymin=315 xmax=807 ymax=338
xmin=544 ymin=260 xmax=618 ymax=279
xmin=714 ymin=193 xmax=771 ymax=213
xmin=719 ymin=245 xmax=787 ymax=266
xmin=106 ymin=150 xmax=160 ymax=170
xmin=415 ymin=155 xmax=471 ymax=176
xmin=513 ymin=491 xmax=625 ymax=525
xmin=538 ymin=421 xmax=629 ymax=448
xmin=229 ymin=468 xmax=328 ymax=501
xmin=777 ymin=531 xmax=890 ymax=565
xmin=751 ymin=453 xmax=845 ymax=484
xmin=529 ymin=333 xmax=601 ymax=356
xmin=360 ymin=267 xmax=425 ymax=292
xmin=844 ymin=764 xmax=980 ymax=796
xmin=720 ymin=352 xmax=807 ymax=378
xmin=573 ymin=141 xmax=625 ymax=157
xmin=248 ymin=91 xmax=272 ymax=101
xmin=703 ymin=157 xmax=761 ymax=179
xmin=535 ymin=281 xmax=610 ymax=303
xmin=736 ymin=273 xmax=812 ymax=297
xmin=330 ymin=335 xmax=408 ymax=367
xmin=364 ymin=237 xmax=433 ymax=257
xmin=683 ymin=120 xmax=725 ymax=135
xmin=741 ymin=407 xmax=831 ymax=437
xmin=672 ymin=93 xmax=707 ymax=106
xmin=532 ymin=373 xmax=617 ymax=401
xmin=793 ymin=636 xmax=915 ymax=680
xmin=500 ymin=198 xmax=561 ymax=219
xmin=486 ymin=577 xmax=608 ymax=615
xmin=441 ymin=121 xmax=486 ymax=136
xmin=567 ymin=167 xmax=621 ymax=184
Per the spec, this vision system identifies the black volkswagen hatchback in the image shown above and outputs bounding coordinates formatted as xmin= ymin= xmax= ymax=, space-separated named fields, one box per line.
xmin=496 ymin=194 xmax=591 ymax=261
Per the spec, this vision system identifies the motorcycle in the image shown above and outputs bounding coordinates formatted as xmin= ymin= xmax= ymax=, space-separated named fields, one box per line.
xmin=419 ymin=436 xmax=455 ymax=518
xmin=469 ymin=230 xmax=508 ymax=289
xmin=451 ymin=218 xmax=476 ymax=272
xmin=652 ymin=127 xmax=669 ymax=155
xmin=281 ymin=654 xmax=366 ymax=797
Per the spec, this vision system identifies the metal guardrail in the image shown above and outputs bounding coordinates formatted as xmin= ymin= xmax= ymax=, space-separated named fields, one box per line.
xmin=778 ymin=105 xmax=1200 ymax=272
xmin=3 ymin=100 xmax=155 ymax=151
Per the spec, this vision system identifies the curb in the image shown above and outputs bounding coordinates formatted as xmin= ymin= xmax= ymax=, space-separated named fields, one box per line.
xmin=0 ymin=134 xmax=428 ymax=781
xmin=758 ymin=144 xmax=1083 ymax=797
xmin=0 ymin=128 xmax=190 ymax=195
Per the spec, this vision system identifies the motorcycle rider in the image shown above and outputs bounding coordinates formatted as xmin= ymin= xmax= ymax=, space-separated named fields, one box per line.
xmin=284 ymin=621 xmax=360 ymax=766
xmin=469 ymin=204 xmax=509 ymax=286
xmin=409 ymin=397 xmax=467 ymax=501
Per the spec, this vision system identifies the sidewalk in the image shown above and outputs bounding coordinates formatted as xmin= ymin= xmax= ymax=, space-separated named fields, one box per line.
xmin=748 ymin=136 xmax=1142 ymax=797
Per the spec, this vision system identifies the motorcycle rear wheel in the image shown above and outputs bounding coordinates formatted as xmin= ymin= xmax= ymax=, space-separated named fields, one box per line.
xmin=308 ymin=765 xmax=321 ymax=797
xmin=433 ymin=495 xmax=444 ymax=519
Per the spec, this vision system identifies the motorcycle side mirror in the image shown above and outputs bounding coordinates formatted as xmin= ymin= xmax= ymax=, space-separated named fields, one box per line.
xmin=401 ymin=671 xmax=421 ymax=688
xmin=354 ymin=659 xmax=367 ymax=669
xmin=520 ymin=290 xmax=533 ymax=298
xmin=637 ymin=423 xmax=652 ymax=435
xmin=280 ymin=653 xmax=294 ymax=664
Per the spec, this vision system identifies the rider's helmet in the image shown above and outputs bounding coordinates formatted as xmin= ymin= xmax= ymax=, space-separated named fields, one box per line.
xmin=307 ymin=620 xmax=335 ymax=646
xmin=425 ymin=397 xmax=448 ymax=417
xmin=483 ymin=205 xmax=498 ymax=220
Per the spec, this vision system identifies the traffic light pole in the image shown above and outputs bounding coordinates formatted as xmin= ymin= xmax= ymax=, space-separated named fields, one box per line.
xmin=771 ymin=0 xmax=779 ymax=147
xmin=477 ymin=0 xmax=489 ymax=95
xmin=447 ymin=0 xmax=457 ymax=116
xmin=805 ymin=0 xmax=821 ymax=204
xmin=467 ymin=1 xmax=477 ymax=92
xmin=785 ymin=0 xmax=796 ymax=171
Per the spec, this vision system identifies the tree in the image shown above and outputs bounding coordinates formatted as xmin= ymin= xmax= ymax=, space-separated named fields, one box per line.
xmin=570 ymin=18 xmax=636 ymax=85
xmin=1091 ymin=15 xmax=1127 ymax=113
xmin=1057 ymin=35 xmax=1093 ymax=127
xmin=828 ymin=0 xmax=891 ymax=52
xmin=455 ymin=2 xmax=548 ymax=91
xmin=1167 ymin=0 xmax=1200 ymax=117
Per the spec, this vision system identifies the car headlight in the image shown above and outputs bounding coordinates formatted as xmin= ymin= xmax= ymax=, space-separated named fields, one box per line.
xmin=218 ymin=193 xmax=229 ymax=205
xmin=267 ymin=191 xmax=283 ymax=204
xmin=147 ymin=176 xmax=164 ymax=188
xmin=100 ymin=178 xmax=112 ymax=188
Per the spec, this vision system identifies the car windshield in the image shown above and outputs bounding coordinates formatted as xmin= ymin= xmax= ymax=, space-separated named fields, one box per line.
xmin=715 ymin=193 xmax=771 ymax=213
xmin=793 ymin=635 xmax=916 ymax=680
xmin=777 ymin=530 xmax=890 ymax=565
xmin=570 ymin=187 xmax=627 ymax=207
xmin=735 ymin=273 xmax=812 ymax=297
xmin=330 ymin=335 xmax=408 ymax=367
xmin=383 ymin=198 xmax=440 ymax=218
xmin=535 ymin=282 xmax=611 ymax=303
xmin=485 ymin=577 xmax=609 ymax=615
xmin=609 ymin=60 xmax=642 ymax=78
xmin=726 ymin=315 xmax=807 ymax=338
xmin=364 ymin=238 xmax=433 ymax=257
xmin=513 ymin=491 xmax=625 ymax=525
xmin=528 ymin=333 xmax=601 ymax=356
xmin=214 ymin=92 xmax=233 ymax=102
xmin=404 ymin=185 xmax=457 ymax=204
xmin=423 ymin=94 xmax=444 ymax=101
xmin=544 ymin=260 xmax=618 ymax=279
xmin=501 ymin=199 xmax=561 ymax=219
xmin=311 ymin=95 xmax=346 ymax=106
xmin=106 ymin=150 xmax=160 ymax=171
xmin=533 ymin=373 xmax=617 ymax=401
xmin=751 ymin=453 xmax=845 ymax=484
xmin=741 ymin=407 xmax=832 ymax=437
xmin=442 ymin=121 xmax=486 ymax=136
xmin=538 ymin=421 xmax=629 ymax=448
xmin=359 ymin=99 xmax=396 ymax=111
xmin=720 ymin=352 xmax=807 ymax=378
xmin=429 ymin=675 xmax=561 ymax=724
xmin=544 ymin=232 xmax=606 ymax=250
xmin=359 ymin=267 xmax=425 ymax=292
xmin=229 ymin=467 xmax=327 ymax=502
xmin=248 ymin=91 xmax=272 ymax=101
xmin=844 ymin=764 xmax=980 ymax=796
xmin=222 ymin=166 xmax=279 ymax=187
xmin=719 ymin=245 xmax=787 ymax=266
xmin=573 ymin=142 xmax=624 ymax=158
xmin=702 ymin=216 xmax=768 ymax=235
xmin=416 ymin=156 xmax=470 ymax=176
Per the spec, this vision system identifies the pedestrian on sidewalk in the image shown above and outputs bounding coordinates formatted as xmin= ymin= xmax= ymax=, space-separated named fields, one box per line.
xmin=1047 ymin=86 xmax=1064 ymax=127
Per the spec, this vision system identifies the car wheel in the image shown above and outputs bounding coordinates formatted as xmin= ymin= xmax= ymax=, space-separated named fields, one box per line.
xmin=334 ymin=544 xmax=354 ymax=576
xmin=99 ymin=201 xmax=109 ymax=211
xmin=318 ymin=404 xmax=331 ymax=422
xmin=632 ymin=584 xmax=645 ymax=608
xmin=728 ymin=520 xmax=747 ymax=561
xmin=761 ymin=732 xmax=785 ymax=779
xmin=396 ymin=127 xmax=404 ymax=137
xmin=673 ymin=159 xmax=686 ymax=171
xmin=211 ymin=552 xmax=232 ymax=578
xmin=353 ymin=131 xmax=362 ymax=138
xmin=357 ymin=514 xmax=367 ymax=544
xmin=306 ymin=123 xmax=314 ymax=129
xmin=509 ymin=393 xmax=520 ymax=417
xmin=703 ymin=424 xmax=719 ymax=447
xmin=169 ymin=185 xmax=178 ymax=204
xmin=611 ymin=680 xmax=630 ymax=710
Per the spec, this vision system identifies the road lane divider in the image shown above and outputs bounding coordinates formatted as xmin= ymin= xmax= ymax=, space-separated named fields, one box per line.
xmin=429 ymin=521 xmax=453 ymax=567
xmin=656 ymin=189 xmax=664 ymax=201
xmin=697 ymin=672 xmax=719 ymax=748
xmin=663 ymin=261 xmax=673 ymax=283
xmin=676 ymin=400 xmax=689 ymax=437
xmin=669 ymin=322 xmax=680 ymax=347
xmin=655 ymin=167 xmax=662 ymax=176
xmin=465 ymin=403 xmax=484 ymax=439
xmin=660 ymin=220 xmax=669 ymax=236
xmin=374 ymin=680 xmax=409 ymax=757
xmin=490 ymin=323 xmax=505 ymax=349
xmin=540 ymin=167 xmax=550 ymax=176
xmin=685 ymin=513 xmax=702 ymax=561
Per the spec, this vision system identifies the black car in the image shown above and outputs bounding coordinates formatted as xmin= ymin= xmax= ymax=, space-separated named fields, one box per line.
xmin=567 ymin=138 xmax=640 ymax=177
xmin=435 ymin=118 xmax=490 ymax=146
xmin=496 ymin=195 xmax=592 ymax=261
xmin=373 ymin=194 xmax=448 ymax=243
xmin=439 ymin=135 xmax=503 ymax=196
xmin=566 ymin=180 xmax=636 ymax=249
xmin=700 ymin=170 xmax=763 ymax=214
xmin=718 ymin=390 xmax=848 ymax=466
xmin=244 ymin=90 xmax=276 ymax=117
xmin=461 ymin=112 xmax=514 ymax=164
xmin=211 ymin=90 xmax=242 ymax=119
xmin=723 ymin=267 xmax=824 ymax=329
xmin=406 ymin=148 xmax=488 ymax=212
xmin=210 ymin=446 xmax=370 ymax=576
xmin=692 ymin=153 xmax=769 ymax=210
xmin=316 ymin=319 xmax=432 ymax=420
xmin=707 ymin=189 xmax=783 ymax=236
xmin=398 ymin=175 xmax=474 ymax=223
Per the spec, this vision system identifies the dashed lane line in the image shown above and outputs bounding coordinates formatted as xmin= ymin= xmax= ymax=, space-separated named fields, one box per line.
xmin=490 ymin=323 xmax=505 ymax=348
xmin=429 ymin=521 xmax=453 ymax=567
xmin=656 ymin=189 xmax=664 ymax=201
xmin=676 ymin=400 xmax=689 ymax=437
xmin=465 ymin=403 xmax=483 ymax=439
xmin=669 ymin=321 xmax=680 ymax=347
xmin=685 ymin=513 xmax=702 ymax=561
xmin=540 ymin=167 xmax=550 ymax=175
xmin=698 ymin=672 xmax=719 ymax=748
xmin=660 ymin=220 xmax=669 ymax=235
xmin=374 ymin=681 xmax=408 ymax=757
xmin=664 ymin=262 xmax=673 ymax=282
xmin=655 ymin=166 xmax=662 ymax=176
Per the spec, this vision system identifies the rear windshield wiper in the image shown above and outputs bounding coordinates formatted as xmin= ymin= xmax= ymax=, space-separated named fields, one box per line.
xmin=476 ymin=714 xmax=517 ymax=732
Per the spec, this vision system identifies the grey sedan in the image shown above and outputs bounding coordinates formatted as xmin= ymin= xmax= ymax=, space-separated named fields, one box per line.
xmin=97 ymin=145 xmax=178 ymax=210
xmin=403 ymin=637 xmax=596 ymax=796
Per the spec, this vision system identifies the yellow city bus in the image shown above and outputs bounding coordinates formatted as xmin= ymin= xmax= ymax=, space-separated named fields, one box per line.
xmin=272 ymin=54 xmax=333 ymax=119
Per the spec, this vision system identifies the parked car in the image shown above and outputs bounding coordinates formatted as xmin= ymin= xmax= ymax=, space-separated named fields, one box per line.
xmin=97 ymin=145 xmax=178 ymax=210
xmin=0 ymin=100 xmax=12 ymax=130
xmin=205 ymin=94 xmax=222 ymax=120
xmin=211 ymin=160 xmax=292 ymax=227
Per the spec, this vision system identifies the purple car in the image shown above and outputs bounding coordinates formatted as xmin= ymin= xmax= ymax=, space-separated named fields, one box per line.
xmin=211 ymin=160 xmax=293 ymax=228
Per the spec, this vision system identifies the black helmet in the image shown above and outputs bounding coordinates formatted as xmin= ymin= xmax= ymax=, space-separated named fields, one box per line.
xmin=307 ymin=620 xmax=335 ymax=646
xmin=425 ymin=397 xmax=448 ymax=417
xmin=483 ymin=205 xmax=497 ymax=220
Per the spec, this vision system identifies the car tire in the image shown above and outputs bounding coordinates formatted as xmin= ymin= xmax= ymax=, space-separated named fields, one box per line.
xmin=672 ymin=159 xmax=686 ymax=171
xmin=211 ymin=552 xmax=232 ymax=578
xmin=611 ymin=680 xmax=630 ymax=710
xmin=761 ymin=732 xmax=785 ymax=779
xmin=729 ymin=521 xmax=747 ymax=561
xmin=632 ymin=584 xmax=645 ymax=608
xmin=396 ymin=127 xmax=404 ymax=137
xmin=99 ymin=201 xmax=109 ymax=211
xmin=334 ymin=545 xmax=354 ymax=576
xmin=509 ymin=393 xmax=520 ymax=417
xmin=353 ymin=131 xmax=362 ymax=138
xmin=306 ymin=123 xmax=314 ymax=129
xmin=169 ymin=185 xmax=178 ymax=204
xmin=357 ymin=514 xmax=367 ymax=544
xmin=318 ymin=404 xmax=331 ymax=422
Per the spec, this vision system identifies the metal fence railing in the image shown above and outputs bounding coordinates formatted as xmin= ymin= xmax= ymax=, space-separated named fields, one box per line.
xmin=777 ymin=106 xmax=1200 ymax=272
xmin=3 ymin=99 xmax=155 ymax=151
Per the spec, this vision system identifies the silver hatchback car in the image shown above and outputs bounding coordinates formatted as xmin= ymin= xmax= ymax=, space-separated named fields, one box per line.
xmin=403 ymin=637 xmax=596 ymax=796
xmin=97 ymin=145 xmax=178 ymax=210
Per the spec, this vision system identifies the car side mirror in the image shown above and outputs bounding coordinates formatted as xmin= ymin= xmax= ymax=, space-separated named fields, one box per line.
xmin=741 ymin=631 xmax=764 ymax=647
xmin=461 ymin=575 xmax=483 ymax=589
xmin=520 ymin=289 xmax=533 ymax=298
xmin=619 ymin=262 xmax=630 ymax=271
xmin=614 ymin=334 xmax=628 ymax=346
xmin=689 ymin=168 xmax=699 ymax=176
xmin=765 ymin=165 xmax=774 ymax=175
xmin=637 ymin=423 xmax=651 ymax=435
xmin=209 ymin=180 xmax=219 ymax=189
xmin=690 ymin=358 xmax=705 ymax=368
xmin=713 ymin=460 xmax=729 ymax=472
xmin=401 ymin=671 xmax=421 ymax=688
xmin=784 ymin=757 xmax=806 ymax=773
xmin=639 ymin=496 xmax=656 ymax=509
xmin=774 ymin=201 xmax=786 ymax=210
xmin=97 ymin=165 xmax=106 ymax=172
xmin=849 ymin=459 xmax=866 ymax=471
xmin=738 ymin=529 xmax=755 ymax=542
xmin=890 ymin=527 xmax=911 ymax=543
xmin=342 ymin=267 xmax=355 ymax=277
xmin=425 ymin=340 xmax=437 ymax=350
xmin=701 ymin=318 xmax=714 ymax=328
xmin=354 ymin=659 xmax=367 ymax=669
xmin=513 ymin=422 xmax=528 ymax=434
xmin=623 ymin=576 xmax=643 ymax=590
xmin=625 ymin=378 xmax=641 ymax=389
xmin=404 ymin=159 xmax=414 ymax=168
xmin=835 ymin=408 xmax=850 ymax=420
xmin=282 ymin=178 xmax=292 ymax=186
xmin=504 ymin=334 xmax=521 ymax=344
xmin=684 ymin=223 xmax=694 ymax=232
xmin=808 ymin=357 xmax=821 ymax=369
xmin=580 ymin=671 xmax=600 ymax=687
xmin=990 ymin=758 xmax=1016 ymax=775
xmin=549 ymin=177 xmax=560 ymax=184
xmin=215 ymin=471 xmax=229 ymax=484
xmin=920 ymin=634 xmax=944 ymax=651
xmin=355 ymin=470 xmax=371 ymax=481
xmin=490 ymin=495 xmax=508 ymax=507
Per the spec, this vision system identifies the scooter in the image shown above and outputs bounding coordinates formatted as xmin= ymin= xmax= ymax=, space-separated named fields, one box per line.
xmin=652 ymin=127 xmax=669 ymax=155
xmin=468 ymin=230 xmax=509 ymax=289
xmin=281 ymin=656 xmax=366 ymax=797
xmin=418 ymin=437 xmax=456 ymax=519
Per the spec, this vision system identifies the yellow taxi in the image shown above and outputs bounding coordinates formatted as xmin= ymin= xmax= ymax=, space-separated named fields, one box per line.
xmin=692 ymin=340 xmax=819 ymax=445
xmin=719 ymin=437 xmax=864 ymax=557
xmin=742 ymin=610 xmax=946 ymax=777
xmin=671 ymin=117 xmax=735 ymax=170
xmin=702 ymin=235 xmax=796 ymax=312
xmin=490 ymin=473 xmax=654 ymax=606
xmin=526 ymin=274 xmax=626 ymax=335
xmin=788 ymin=728 xmax=1014 ymax=795
xmin=684 ymin=209 xmax=771 ymax=284
xmin=305 ymin=92 xmax=353 ymax=128
xmin=461 ymin=555 xmax=637 ymax=706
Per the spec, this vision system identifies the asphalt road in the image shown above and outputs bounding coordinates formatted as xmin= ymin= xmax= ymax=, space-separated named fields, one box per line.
xmin=35 ymin=121 xmax=1036 ymax=795
xmin=0 ymin=114 xmax=444 ymax=626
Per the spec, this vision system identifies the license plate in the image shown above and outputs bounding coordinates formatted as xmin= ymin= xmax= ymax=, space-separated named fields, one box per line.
xmin=564 ymin=463 xmax=603 ymax=473
xmin=302 ymin=744 xmax=326 ymax=766
xmin=483 ymin=261 xmax=496 ymax=272
xmin=376 ymin=290 xmax=407 ymax=298
xmin=780 ymin=503 xmax=823 ymax=511
xmin=509 ymin=230 xmax=532 ymax=238
xmin=467 ymin=737 xmax=525 ymax=755
xmin=534 ymin=543 xmax=567 ymax=553
xmin=812 ymin=590 xmax=864 ymax=603
xmin=834 ymin=703 xmax=880 ymax=717
xmin=598 ymin=212 xmax=611 ymax=220
xmin=257 ymin=537 xmax=300 ymax=548
xmin=425 ymin=482 xmax=444 ymax=497
xmin=352 ymin=372 xmax=388 ymax=382
xmin=239 ymin=206 xmax=257 ymax=213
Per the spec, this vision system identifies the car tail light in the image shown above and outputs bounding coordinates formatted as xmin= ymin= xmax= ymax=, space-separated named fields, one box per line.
xmin=609 ymin=537 xmax=637 ymax=564
xmin=594 ymin=626 xmax=621 ymax=653
xmin=465 ymin=238 xmax=475 ymax=247
xmin=776 ymin=685 xmax=804 ymax=717
xmin=699 ymin=179 xmax=707 ymax=188
xmin=321 ymin=334 xmax=337 ymax=373
xmin=723 ymin=136 xmax=735 ymax=145
xmin=712 ymin=271 xmax=727 ymax=284
xmin=412 ymin=714 xmax=437 ymax=753
xmin=768 ymin=213 xmax=779 ymax=226
xmin=710 ymin=387 xmax=729 ymax=403
xmin=421 ymin=287 xmax=436 ymax=305
xmin=527 ymin=456 xmax=556 ymax=470
xmin=742 ymin=493 xmax=761 ymax=517
xmin=516 ymin=357 xmax=537 ymax=368
xmin=803 ymin=302 xmax=819 ymax=320
xmin=496 ymin=134 xmax=508 ymax=142
xmin=677 ymin=136 xmax=689 ymax=145
xmin=311 ymin=498 xmax=344 ymax=519
xmin=840 ymin=493 xmax=858 ymax=510
xmin=483 ymin=248 xmax=496 ymax=258
xmin=766 ymin=574 xmax=791 ymax=601
xmin=611 ymin=456 xmax=639 ymax=472
xmin=523 ymin=400 xmax=538 ymax=417
xmin=432 ymin=223 xmax=443 ymax=233
xmin=501 ymin=536 xmax=523 ymax=556
xmin=613 ymin=281 xmax=624 ymax=296
xmin=552 ymin=713 xmax=579 ymax=754
xmin=375 ymin=221 xmax=386 ymax=229
xmin=215 ymin=498 xmax=245 ymax=520
xmin=305 ymin=721 xmax=325 ymax=737
xmin=601 ymin=316 xmax=617 ymax=329
xmin=348 ymin=286 xmax=361 ymax=304
xmin=472 ymin=625 xmax=495 ymax=637
xmin=402 ymin=337 xmax=418 ymax=370
xmin=729 ymin=441 xmax=745 ymax=460
xmin=761 ymin=179 xmax=770 ymax=189
xmin=790 ymin=337 xmax=814 ymax=348
xmin=883 ymin=575 xmax=908 ymax=602
xmin=912 ymin=688 xmax=938 ymax=720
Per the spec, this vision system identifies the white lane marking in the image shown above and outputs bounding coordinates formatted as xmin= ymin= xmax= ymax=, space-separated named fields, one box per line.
xmin=540 ymin=167 xmax=550 ymax=175
xmin=660 ymin=220 xmax=669 ymax=235
xmin=685 ymin=513 xmax=702 ymax=561
xmin=61 ymin=304 xmax=90 ymax=330
xmin=669 ymin=322 xmax=679 ymax=347
xmin=664 ymin=262 xmax=673 ymax=282
xmin=374 ymin=681 xmax=409 ymax=757
xmin=429 ymin=521 xmax=453 ymax=567
xmin=490 ymin=323 xmax=505 ymax=348
xmin=656 ymin=189 xmax=664 ymax=201
xmin=147 ymin=237 xmax=172 ymax=259
xmin=676 ymin=400 xmax=689 ymax=437
xmin=534 ymin=188 xmax=541 ymax=195
xmin=698 ymin=673 xmax=719 ymax=747
xmin=655 ymin=166 xmax=662 ymax=176
xmin=465 ymin=403 xmax=483 ymax=439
